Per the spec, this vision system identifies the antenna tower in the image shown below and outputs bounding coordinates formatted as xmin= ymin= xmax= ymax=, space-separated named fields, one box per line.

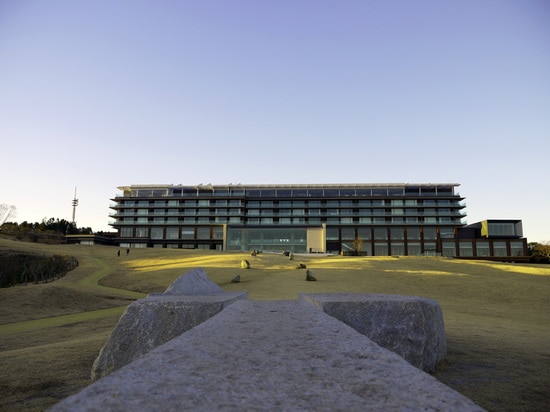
xmin=71 ymin=187 xmax=79 ymax=225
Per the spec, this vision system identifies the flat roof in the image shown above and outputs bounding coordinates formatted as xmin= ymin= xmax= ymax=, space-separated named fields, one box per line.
xmin=118 ymin=183 xmax=460 ymax=190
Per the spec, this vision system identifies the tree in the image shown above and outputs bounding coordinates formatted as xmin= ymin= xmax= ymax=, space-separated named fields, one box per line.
xmin=0 ymin=204 xmax=16 ymax=224
xmin=528 ymin=242 xmax=550 ymax=263
xmin=352 ymin=237 xmax=364 ymax=256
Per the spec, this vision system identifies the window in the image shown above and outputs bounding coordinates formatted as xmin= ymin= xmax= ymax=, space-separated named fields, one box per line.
xmin=493 ymin=241 xmax=507 ymax=256
xmin=440 ymin=227 xmax=454 ymax=239
xmin=326 ymin=228 xmax=339 ymax=240
xmin=136 ymin=227 xmax=148 ymax=238
xmin=423 ymin=242 xmax=437 ymax=255
xmin=488 ymin=223 xmax=515 ymax=236
xmin=121 ymin=227 xmax=133 ymax=237
xmin=476 ymin=241 xmax=490 ymax=257
xmin=407 ymin=227 xmax=421 ymax=240
xmin=459 ymin=242 xmax=473 ymax=257
xmin=181 ymin=227 xmax=194 ymax=239
xmin=391 ymin=243 xmax=405 ymax=256
xmin=390 ymin=227 xmax=404 ymax=240
xmin=166 ymin=227 xmax=179 ymax=240
xmin=442 ymin=241 xmax=456 ymax=257
xmin=197 ymin=227 xmax=210 ymax=239
xmin=357 ymin=227 xmax=371 ymax=240
xmin=408 ymin=242 xmax=421 ymax=256
xmin=423 ymin=227 xmax=437 ymax=240
xmin=151 ymin=227 xmax=164 ymax=239
xmin=374 ymin=227 xmax=387 ymax=240
xmin=374 ymin=243 xmax=388 ymax=255
xmin=341 ymin=227 xmax=355 ymax=240
xmin=510 ymin=241 xmax=525 ymax=257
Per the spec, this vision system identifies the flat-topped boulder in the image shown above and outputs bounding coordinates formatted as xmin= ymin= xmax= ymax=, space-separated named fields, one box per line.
xmin=91 ymin=268 xmax=247 ymax=380
xmin=301 ymin=293 xmax=446 ymax=372
xmin=54 ymin=300 xmax=483 ymax=411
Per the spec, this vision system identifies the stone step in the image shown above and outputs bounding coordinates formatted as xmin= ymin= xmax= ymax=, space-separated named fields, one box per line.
xmin=52 ymin=299 xmax=484 ymax=411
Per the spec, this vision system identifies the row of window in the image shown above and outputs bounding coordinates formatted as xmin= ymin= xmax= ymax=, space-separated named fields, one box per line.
xmin=116 ymin=198 xmax=462 ymax=208
xmin=340 ymin=240 xmax=525 ymax=257
xmin=127 ymin=186 xmax=457 ymax=199
xmin=113 ymin=208 xmax=464 ymax=218
xmin=119 ymin=225 xmax=455 ymax=240
xmin=118 ymin=239 xmax=524 ymax=257
xmin=115 ymin=216 xmax=463 ymax=225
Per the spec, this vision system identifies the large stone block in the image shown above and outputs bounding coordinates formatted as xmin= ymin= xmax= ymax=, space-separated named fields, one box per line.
xmin=91 ymin=268 xmax=247 ymax=380
xmin=53 ymin=300 xmax=483 ymax=411
xmin=301 ymin=293 xmax=446 ymax=372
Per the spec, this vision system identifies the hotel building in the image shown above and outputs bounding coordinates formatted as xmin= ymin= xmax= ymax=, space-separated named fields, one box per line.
xmin=109 ymin=183 xmax=527 ymax=261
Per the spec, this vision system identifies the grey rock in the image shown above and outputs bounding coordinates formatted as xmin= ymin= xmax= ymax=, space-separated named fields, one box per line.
xmin=53 ymin=300 xmax=483 ymax=412
xmin=230 ymin=274 xmax=241 ymax=283
xmin=91 ymin=293 xmax=247 ymax=380
xmin=91 ymin=268 xmax=247 ymax=380
xmin=306 ymin=269 xmax=317 ymax=281
xmin=301 ymin=293 xmax=446 ymax=373
xmin=163 ymin=267 xmax=224 ymax=295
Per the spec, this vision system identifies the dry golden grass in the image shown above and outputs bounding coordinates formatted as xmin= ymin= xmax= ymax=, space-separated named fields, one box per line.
xmin=0 ymin=238 xmax=549 ymax=411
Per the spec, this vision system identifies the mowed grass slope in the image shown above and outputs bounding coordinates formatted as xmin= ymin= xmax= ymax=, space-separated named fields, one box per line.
xmin=0 ymin=238 xmax=549 ymax=411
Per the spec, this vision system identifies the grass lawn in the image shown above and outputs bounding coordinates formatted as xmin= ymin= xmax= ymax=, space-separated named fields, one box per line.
xmin=0 ymin=238 xmax=549 ymax=411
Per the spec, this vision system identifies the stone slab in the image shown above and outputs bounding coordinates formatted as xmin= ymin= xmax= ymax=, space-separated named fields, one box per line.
xmin=91 ymin=292 xmax=247 ymax=380
xmin=54 ymin=300 xmax=484 ymax=411
xmin=301 ymin=293 xmax=446 ymax=372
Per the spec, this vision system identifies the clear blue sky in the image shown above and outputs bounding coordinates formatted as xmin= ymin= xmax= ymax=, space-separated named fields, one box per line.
xmin=1 ymin=1 xmax=549 ymax=242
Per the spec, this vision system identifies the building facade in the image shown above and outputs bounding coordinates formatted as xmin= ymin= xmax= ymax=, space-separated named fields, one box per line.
xmin=109 ymin=183 xmax=528 ymax=261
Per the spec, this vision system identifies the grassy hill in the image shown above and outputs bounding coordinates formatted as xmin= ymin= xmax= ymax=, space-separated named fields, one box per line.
xmin=0 ymin=237 xmax=549 ymax=411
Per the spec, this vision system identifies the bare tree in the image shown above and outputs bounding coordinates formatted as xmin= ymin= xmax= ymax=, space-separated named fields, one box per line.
xmin=0 ymin=204 xmax=17 ymax=224
xmin=353 ymin=237 xmax=364 ymax=256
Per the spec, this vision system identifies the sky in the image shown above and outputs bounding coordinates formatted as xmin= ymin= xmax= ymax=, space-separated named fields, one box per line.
xmin=1 ymin=0 xmax=549 ymax=242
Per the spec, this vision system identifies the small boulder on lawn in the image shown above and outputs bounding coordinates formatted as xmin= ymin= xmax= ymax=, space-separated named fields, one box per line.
xmin=306 ymin=270 xmax=317 ymax=281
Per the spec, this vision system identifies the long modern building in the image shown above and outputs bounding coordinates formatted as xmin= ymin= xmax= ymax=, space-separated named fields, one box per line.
xmin=109 ymin=183 xmax=528 ymax=261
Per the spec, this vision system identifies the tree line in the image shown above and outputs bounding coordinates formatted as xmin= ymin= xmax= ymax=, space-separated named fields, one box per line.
xmin=0 ymin=217 xmax=93 ymax=244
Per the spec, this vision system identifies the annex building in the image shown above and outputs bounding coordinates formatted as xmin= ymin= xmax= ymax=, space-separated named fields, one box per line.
xmin=109 ymin=183 xmax=528 ymax=261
